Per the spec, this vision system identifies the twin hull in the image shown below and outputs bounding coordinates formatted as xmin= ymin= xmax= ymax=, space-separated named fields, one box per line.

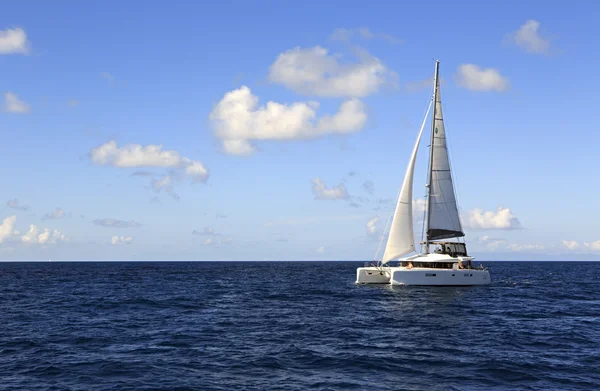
xmin=356 ymin=266 xmax=491 ymax=286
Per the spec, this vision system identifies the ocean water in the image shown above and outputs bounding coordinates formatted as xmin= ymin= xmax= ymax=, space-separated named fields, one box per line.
xmin=1 ymin=261 xmax=599 ymax=391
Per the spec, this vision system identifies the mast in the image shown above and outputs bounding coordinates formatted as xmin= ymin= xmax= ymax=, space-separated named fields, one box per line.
xmin=425 ymin=60 xmax=440 ymax=254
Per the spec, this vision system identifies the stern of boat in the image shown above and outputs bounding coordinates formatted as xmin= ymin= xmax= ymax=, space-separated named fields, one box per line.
xmin=355 ymin=265 xmax=391 ymax=284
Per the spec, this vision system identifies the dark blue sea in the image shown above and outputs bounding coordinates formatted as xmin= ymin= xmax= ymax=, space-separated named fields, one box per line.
xmin=1 ymin=261 xmax=599 ymax=391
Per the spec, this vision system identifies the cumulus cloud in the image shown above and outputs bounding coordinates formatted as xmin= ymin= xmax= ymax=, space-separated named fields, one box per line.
xmin=366 ymin=217 xmax=380 ymax=237
xmin=562 ymin=240 xmax=600 ymax=252
xmin=505 ymin=20 xmax=551 ymax=54
xmin=584 ymin=240 xmax=600 ymax=251
xmin=202 ymin=237 xmax=232 ymax=246
xmin=42 ymin=208 xmax=65 ymax=220
xmin=0 ymin=216 xmax=18 ymax=243
xmin=463 ymin=207 xmax=521 ymax=230
xmin=509 ymin=243 xmax=545 ymax=252
xmin=111 ymin=236 xmax=134 ymax=245
xmin=6 ymin=199 xmax=29 ymax=211
xmin=150 ymin=175 xmax=180 ymax=200
xmin=330 ymin=27 xmax=403 ymax=45
xmin=562 ymin=240 xmax=579 ymax=250
xmin=101 ymin=72 xmax=115 ymax=82
xmin=478 ymin=236 xmax=543 ymax=252
xmin=265 ymin=214 xmax=364 ymax=227
xmin=455 ymin=64 xmax=509 ymax=92
xmin=268 ymin=46 xmax=396 ymax=97
xmin=192 ymin=227 xmax=219 ymax=236
xmin=93 ymin=218 xmax=141 ymax=228
xmin=90 ymin=141 xmax=209 ymax=193
xmin=316 ymin=246 xmax=325 ymax=254
xmin=3 ymin=92 xmax=31 ymax=114
xmin=0 ymin=215 xmax=67 ymax=245
xmin=311 ymin=177 xmax=349 ymax=200
xmin=413 ymin=198 xmax=427 ymax=215
xmin=21 ymin=225 xmax=68 ymax=245
xmin=0 ymin=27 xmax=30 ymax=54
xmin=477 ymin=235 xmax=509 ymax=250
xmin=209 ymin=86 xmax=367 ymax=156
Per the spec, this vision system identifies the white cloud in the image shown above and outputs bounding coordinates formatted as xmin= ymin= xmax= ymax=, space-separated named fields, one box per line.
xmin=21 ymin=225 xmax=68 ymax=245
xmin=0 ymin=28 xmax=29 ymax=54
xmin=562 ymin=240 xmax=579 ymax=250
xmin=463 ymin=207 xmax=521 ymax=230
xmin=413 ymin=198 xmax=427 ymax=215
xmin=203 ymin=238 xmax=215 ymax=246
xmin=311 ymin=177 xmax=349 ymax=200
xmin=210 ymin=86 xmax=367 ymax=155
xmin=477 ymin=235 xmax=508 ymax=250
xmin=268 ymin=46 xmax=396 ymax=97
xmin=90 ymin=140 xmax=209 ymax=183
xmin=151 ymin=175 xmax=172 ymax=191
xmin=92 ymin=140 xmax=184 ymax=168
xmin=330 ymin=27 xmax=403 ymax=45
xmin=584 ymin=240 xmax=600 ymax=251
xmin=264 ymin=214 xmax=365 ymax=227
xmin=6 ymin=199 xmax=29 ymax=211
xmin=0 ymin=216 xmax=18 ymax=243
xmin=455 ymin=64 xmax=509 ymax=92
xmin=509 ymin=243 xmax=545 ymax=252
xmin=316 ymin=246 xmax=325 ymax=254
xmin=93 ymin=218 xmax=141 ymax=228
xmin=42 ymin=208 xmax=65 ymax=220
xmin=561 ymin=240 xmax=600 ymax=252
xmin=101 ymin=72 xmax=115 ymax=82
xmin=3 ymin=92 xmax=31 ymax=114
xmin=192 ymin=227 xmax=219 ymax=236
xmin=366 ymin=217 xmax=380 ymax=236
xmin=477 ymin=235 xmax=544 ymax=252
xmin=0 ymin=215 xmax=68 ymax=246
xmin=203 ymin=237 xmax=233 ymax=246
xmin=506 ymin=20 xmax=550 ymax=54
xmin=111 ymin=236 xmax=134 ymax=245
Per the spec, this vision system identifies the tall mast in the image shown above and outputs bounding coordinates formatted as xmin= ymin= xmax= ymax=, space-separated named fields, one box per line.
xmin=425 ymin=60 xmax=440 ymax=254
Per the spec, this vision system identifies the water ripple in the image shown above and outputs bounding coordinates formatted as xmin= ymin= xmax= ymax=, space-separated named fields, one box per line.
xmin=1 ymin=261 xmax=599 ymax=390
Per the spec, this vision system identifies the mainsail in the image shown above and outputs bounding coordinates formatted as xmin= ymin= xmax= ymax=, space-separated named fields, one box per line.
xmin=426 ymin=62 xmax=465 ymax=241
xmin=381 ymin=100 xmax=432 ymax=264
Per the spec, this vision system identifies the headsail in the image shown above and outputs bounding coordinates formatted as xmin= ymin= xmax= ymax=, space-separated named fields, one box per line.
xmin=426 ymin=62 xmax=464 ymax=241
xmin=381 ymin=99 xmax=432 ymax=264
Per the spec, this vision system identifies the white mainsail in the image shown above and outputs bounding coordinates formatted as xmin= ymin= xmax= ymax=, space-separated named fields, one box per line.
xmin=426 ymin=62 xmax=464 ymax=241
xmin=381 ymin=100 xmax=432 ymax=264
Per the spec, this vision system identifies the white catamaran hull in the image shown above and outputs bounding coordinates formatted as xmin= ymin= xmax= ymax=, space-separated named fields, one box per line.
xmin=356 ymin=266 xmax=490 ymax=286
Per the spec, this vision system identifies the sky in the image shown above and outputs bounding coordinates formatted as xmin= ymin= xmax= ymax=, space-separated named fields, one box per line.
xmin=1 ymin=0 xmax=599 ymax=261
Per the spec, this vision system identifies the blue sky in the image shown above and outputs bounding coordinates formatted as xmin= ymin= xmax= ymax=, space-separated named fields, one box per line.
xmin=1 ymin=0 xmax=599 ymax=260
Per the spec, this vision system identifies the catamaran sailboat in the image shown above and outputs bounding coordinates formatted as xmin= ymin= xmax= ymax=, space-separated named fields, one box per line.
xmin=356 ymin=60 xmax=490 ymax=286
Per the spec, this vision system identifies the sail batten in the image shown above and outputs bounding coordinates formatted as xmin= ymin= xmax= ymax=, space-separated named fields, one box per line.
xmin=426 ymin=62 xmax=464 ymax=242
xmin=381 ymin=99 xmax=432 ymax=264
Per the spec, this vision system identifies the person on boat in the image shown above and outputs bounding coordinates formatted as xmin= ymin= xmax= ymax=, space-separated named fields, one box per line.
xmin=458 ymin=261 xmax=464 ymax=269
xmin=406 ymin=262 xmax=413 ymax=269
